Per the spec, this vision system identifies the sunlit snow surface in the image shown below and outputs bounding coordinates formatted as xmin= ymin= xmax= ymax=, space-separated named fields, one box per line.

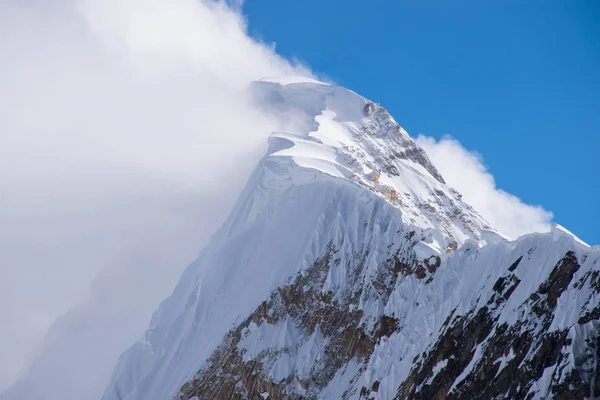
xmin=99 ymin=79 xmax=600 ymax=400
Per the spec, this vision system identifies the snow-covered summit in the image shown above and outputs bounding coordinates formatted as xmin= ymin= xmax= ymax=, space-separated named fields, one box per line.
xmin=252 ymin=78 xmax=490 ymax=246
xmin=98 ymin=78 xmax=493 ymax=400
xmin=98 ymin=79 xmax=599 ymax=400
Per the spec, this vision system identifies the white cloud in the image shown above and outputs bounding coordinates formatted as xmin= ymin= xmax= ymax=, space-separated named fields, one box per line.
xmin=416 ymin=135 xmax=553 ymax=239
xmin=0 ymin=0 xmax=310 ymax=398
xmin=0 ymin=0 xmax=557 ymax=397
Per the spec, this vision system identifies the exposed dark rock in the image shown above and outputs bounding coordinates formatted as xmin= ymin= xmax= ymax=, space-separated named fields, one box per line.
xmin=508 ymin=256 xmax=523 ymax=272
xmin=359 ymin=380 xmax=381 ymax=399
xmin=372 ymin=315 xmax=400 ymax=340
xmin=363 ymin=102 xmax=377 ymax=117
xmin=590 ymin=270 xmax=600 ymax=293
xmin=531 ymin=251 xmax=580 ymax=318
xmin=414 ymin=265 xmax=427 ymax=280
xmin=372 ymin=381 xmax=380 ymax=392
xmin=175 ymin=242 xmax=390 ymax=399
xmin=579 ymin=307 xmax=600 ymax=325
xmin=360 ymin=102 xmax=446 ymax=184
xmin=542 ymin=251 xmax=580 ymax=308
xmin=175 ymin=239 xmax=599 ymax=400
xmin=176 ymin=333 xmax=285 ymax=400
xmin=395 ymin=306 xmax=583 ymax=400
xmin=488 ymin=273 xmax=520 ymax=308
xmin=423 ymin=256 xmax=441 ymax=274
xmin=396 ymin=306 xmax=495 ymax=400
xmin=394 ymin=251 xmax=599 ymax=400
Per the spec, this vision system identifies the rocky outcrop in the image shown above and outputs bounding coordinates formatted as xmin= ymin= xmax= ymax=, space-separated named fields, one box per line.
xmin=175 ymin=241 xmax=410 ymax=400
xmin=176 ymin=242 xmax=600 ymax=400
xmin=396 ymin=251 xmax=600 ymax=400
xmin=361 ymin=102 xmax=445 ymax=184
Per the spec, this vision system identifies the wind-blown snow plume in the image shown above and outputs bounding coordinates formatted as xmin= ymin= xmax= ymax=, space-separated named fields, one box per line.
xmin=416 ymin=135 xmax=553 ymax=239
xmin=0 ymin=0 xmax=310 ymax=397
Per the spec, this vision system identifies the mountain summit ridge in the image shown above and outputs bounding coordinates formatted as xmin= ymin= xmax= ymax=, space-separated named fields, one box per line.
xmin=97 ymin=78 xmax=600 ymax=400
xmin=253 ymin=79 xmax=491 ymax=245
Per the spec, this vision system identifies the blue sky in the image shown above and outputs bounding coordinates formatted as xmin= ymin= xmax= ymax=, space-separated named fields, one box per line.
xmin=244 ymin=0 xmax=600 ymax=244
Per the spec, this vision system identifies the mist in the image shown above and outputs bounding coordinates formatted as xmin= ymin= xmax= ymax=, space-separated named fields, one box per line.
xmin=0 ymin=0 xmax=310 ymax=397
xmin=416 ymin=135 xmax=553 ymax=239
xmin=0 ymin=1 xmax=561 ymax=398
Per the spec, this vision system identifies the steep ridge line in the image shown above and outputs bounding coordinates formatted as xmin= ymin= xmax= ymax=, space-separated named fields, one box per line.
xmin=100 ymin=78 xmax=599 ymax=400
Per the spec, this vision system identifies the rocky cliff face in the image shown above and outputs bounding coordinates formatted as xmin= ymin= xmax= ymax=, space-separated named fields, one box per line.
xmin=102 ymin=78 xmax=600 ymax=400
xmin=174 ymin=229 xmax=599 ymax=400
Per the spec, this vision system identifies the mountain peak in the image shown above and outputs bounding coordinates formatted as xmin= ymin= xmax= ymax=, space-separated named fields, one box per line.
xmin=253 ymin=79 xmax=488 ymax=245
xmin=255 ymin=78 xmax=444 ymax=184
xmin=98 ymin=79 xmax=600 ymax=400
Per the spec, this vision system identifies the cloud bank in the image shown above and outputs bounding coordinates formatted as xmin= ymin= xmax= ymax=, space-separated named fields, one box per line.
xmin=416 ymin=135 xmax=553 ymax=239
xmin=0 ymin=0 xmax=554 ymax=398
xmin=0 ymin=0 xmax=309 ymax=398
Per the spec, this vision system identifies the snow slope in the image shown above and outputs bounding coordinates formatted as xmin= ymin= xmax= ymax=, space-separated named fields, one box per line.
xmin=102 ymin=78 xmax=600 ymax=400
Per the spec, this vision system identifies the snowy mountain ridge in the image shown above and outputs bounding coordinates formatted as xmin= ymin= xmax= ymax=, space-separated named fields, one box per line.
xmin=254 ymin=78 xmax=492 ymax=244
xmin=97 ymin=78 xmax=600 ymax=400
